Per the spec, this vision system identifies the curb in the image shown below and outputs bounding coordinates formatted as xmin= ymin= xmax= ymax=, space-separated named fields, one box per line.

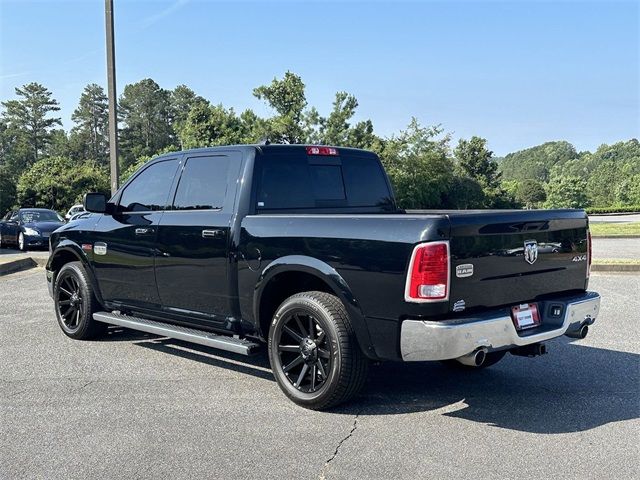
xmin=0 ymin=256 xmax=47 ymax=277
xmin=591 ymin=263 xmax=640 ymax=273
xmin=591 ymin=235 xmax=640 ymax=239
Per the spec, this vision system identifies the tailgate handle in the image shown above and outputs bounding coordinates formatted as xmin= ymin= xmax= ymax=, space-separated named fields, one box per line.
xmin=202 ymin=229 xmax=224 ymax=238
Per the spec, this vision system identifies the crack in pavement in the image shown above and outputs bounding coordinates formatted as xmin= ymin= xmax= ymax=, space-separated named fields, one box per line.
xmin=319 ymin=413 xmax=360 ymax=480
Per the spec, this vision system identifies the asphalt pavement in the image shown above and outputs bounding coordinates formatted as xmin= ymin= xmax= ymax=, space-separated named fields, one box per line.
xmin=591 ymin=237 xmax=640 ymax=260
xmin=1 ymin=269 xmax=638 ymax=479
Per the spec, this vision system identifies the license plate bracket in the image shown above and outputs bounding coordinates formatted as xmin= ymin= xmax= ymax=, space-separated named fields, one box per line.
xmin=511 ymin=303 xmax=541 ymax=331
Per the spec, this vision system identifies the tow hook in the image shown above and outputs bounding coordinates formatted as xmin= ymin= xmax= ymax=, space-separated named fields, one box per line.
xmin=510 ymin=342 xmax=547 ymax=357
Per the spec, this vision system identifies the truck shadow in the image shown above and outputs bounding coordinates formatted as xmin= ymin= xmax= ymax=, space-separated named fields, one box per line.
xmin=129 ymin=333 xmax=638 ymax=434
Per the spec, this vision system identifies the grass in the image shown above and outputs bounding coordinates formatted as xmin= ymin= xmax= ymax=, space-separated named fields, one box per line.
xmin=592 ymin=258 xmax=640 ymax=265
xmin=589 ymin=222 xmax=640 ymax=237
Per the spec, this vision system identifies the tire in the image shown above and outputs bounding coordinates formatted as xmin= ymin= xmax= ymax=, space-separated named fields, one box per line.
xmin=18 ymin=232 xmax=26 ymax=251
xmin=54 ymin=261 xmax=105 ymax=340
xmin=268 ymin=291 xmax=369 ymax=410
xmin=441 ymin=350 xmax=507 ymax=369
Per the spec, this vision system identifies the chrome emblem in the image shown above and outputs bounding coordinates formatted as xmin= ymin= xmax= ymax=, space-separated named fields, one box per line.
xmin=524 ymin=240 xmax=538 ymax=265
xmin=455 ymin=264 xmax=474 ymax=278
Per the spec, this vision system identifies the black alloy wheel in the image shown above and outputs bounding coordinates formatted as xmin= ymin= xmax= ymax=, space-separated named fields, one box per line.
xmin=268 ymin=291 xmax=368 ymax=410
xmin=275 ymin=310 xmax=331 ymax=393
xmin=54 ymin=262 xmax=105 ymax=340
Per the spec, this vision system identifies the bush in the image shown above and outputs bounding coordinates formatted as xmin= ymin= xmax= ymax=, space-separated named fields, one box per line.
xmin=586 ymin=206 xmax=640 ymax=214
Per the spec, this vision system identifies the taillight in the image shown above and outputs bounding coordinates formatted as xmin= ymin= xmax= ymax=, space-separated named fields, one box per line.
xmin=405 ymin=241 xmax=450 ymax=302
xmin=306 ymin=146 xmax=338 ymax=156
xmin=587 ymin=230 xmax=592 ymax=278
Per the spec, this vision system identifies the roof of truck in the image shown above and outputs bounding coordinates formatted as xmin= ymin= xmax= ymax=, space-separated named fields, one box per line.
xmin=154 ymin=144 xmax=374 ymax=158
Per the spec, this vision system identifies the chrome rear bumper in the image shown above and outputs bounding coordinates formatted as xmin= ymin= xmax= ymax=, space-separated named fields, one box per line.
xmin=400 ymin=292 xmax=600 ymax=361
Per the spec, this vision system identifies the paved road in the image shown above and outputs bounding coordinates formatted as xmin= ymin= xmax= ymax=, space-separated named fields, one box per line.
xmin=591 ymin=237 xmax=640 ymax=260
xmin=1 ymin=270 xmax=639 ymax=479
xmin=589 ymin=213 xmax=640 ymax=223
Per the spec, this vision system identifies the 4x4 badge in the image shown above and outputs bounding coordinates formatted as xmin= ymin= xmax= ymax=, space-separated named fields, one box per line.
xmin=524 ymin=240 xmax=538 ymax=265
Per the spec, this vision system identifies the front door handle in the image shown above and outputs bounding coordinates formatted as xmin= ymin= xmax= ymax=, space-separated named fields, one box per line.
xmin=135 ymin=227 xmax=154 ymax=236
xmin=202 ymin=229 xmax=224 ymax=238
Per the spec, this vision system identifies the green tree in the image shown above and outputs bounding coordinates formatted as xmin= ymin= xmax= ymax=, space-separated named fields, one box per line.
xmin=380 ymin=119 xmax=455 ymax=209
xmin=169 ymin=85 xmax=208 ymax=147
xmin=178 ymin=103 xmax=244 ymax=149
xmin=70 ymin=83 xmax=109 ymax=164
xmin=515 ymin=180 xmax=547 ymax=208
xmin=119 ymin=78 xmax=174 ymax=167
xmin=16 ymin=156 xmax=109 ymax=211
xmin=454 ymin=136 xmax=501 ymax=189
xmin=1 ymin=82 xmax=61 ymax=168
xmin=0 ymin=165 xmax=16 ymax=214
xmin=253 ymin=71 xmax=308 ymax=144
xmin=444 ymin=176 xmax=485 ymax=209
xmin=500 ymin=141 xmax=578 ymax=183
xmin=544 ymin=174 xmax=589 ymax=209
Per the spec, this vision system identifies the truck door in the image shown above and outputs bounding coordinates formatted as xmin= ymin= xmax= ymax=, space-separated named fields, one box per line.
xmin=92 ymin=158 xmax=181 ymax=309
xmin=154 ymin=151 xmax=242 ymax=321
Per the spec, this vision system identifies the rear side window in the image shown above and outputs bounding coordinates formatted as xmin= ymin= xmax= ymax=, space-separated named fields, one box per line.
xmin=173 ymin=155 xmax=231 ymax=210
xmin=256 ymin=152 xmax=391 ymax=210
xmin=119 ymin=159 xmax=179 ymax=212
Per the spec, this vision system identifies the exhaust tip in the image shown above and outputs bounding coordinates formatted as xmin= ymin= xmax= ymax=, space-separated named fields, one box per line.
xmin=474 ymin=349 xmax=486 ymax=367
xmin=579 ymin=325 xmax=589 ymax=339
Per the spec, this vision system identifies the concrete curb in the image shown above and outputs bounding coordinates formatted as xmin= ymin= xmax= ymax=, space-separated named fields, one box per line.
xmin=0 ymin=256 xmax=47 ymax=277
xmin=591 ymin=235 xmax=640 ymax=239
xmin=591 ymin=263 xmax=640 ymax=273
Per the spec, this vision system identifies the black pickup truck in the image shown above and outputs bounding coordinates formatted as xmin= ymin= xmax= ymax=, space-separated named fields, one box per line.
xmin=46 ymin=145 xmax=601 ymax=409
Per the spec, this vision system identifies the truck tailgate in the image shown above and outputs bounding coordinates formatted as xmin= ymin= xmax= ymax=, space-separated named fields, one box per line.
xmin=445 ymin=209 xmax=589 ymax=310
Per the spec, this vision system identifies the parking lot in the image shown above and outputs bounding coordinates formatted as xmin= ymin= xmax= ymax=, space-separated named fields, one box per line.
xmin=1 ymin=269 xmax=638 ymax=479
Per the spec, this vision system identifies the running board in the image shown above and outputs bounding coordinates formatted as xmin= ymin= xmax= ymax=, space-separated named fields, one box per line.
xmin=93 ymin=311 xmax=261 ymax=356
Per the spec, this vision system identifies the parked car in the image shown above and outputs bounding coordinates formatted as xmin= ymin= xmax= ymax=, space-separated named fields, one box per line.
xmin=65 ymin=204 xmax=85 ymax=221
xmin=46 ymin=145 xmax=600 ymax=409
xmin=0 ymin=208 xmax=65 ymax=251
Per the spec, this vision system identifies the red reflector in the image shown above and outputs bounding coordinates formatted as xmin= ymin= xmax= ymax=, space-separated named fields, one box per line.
xmin=306 ymin=146 xmax=339 ymax=156
xmin=81 ymin=244 xmax=92 ymax=251
xmin=405 ymin=242 xmax=450 ymax=302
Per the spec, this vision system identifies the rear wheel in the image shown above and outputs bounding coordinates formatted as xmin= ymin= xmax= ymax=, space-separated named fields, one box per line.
xmin=54 ymin=261 xmax=105 ymax=340
xmin=268 ymin=291 xmax=369 ymax=410
xmin=441 ymin=350 xmax=507 ymax=369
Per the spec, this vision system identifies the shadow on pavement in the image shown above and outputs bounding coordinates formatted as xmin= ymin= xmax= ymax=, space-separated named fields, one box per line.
xmin=120 ymin=331 xmax=638 ymax=434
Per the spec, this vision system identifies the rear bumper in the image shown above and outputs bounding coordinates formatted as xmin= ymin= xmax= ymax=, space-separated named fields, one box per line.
xmin=400 ymin=291 xmax=600 ymax=361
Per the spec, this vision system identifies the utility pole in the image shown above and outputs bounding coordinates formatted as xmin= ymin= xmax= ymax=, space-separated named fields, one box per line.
xmin=105 ymin=0 xmax=119 ymax=195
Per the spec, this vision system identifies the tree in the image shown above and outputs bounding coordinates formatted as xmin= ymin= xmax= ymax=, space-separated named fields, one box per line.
xmin=444 ymin=176 xmax=485 ymax=209
xmin=499 ymin=141 xmax=578 ymax=183
xmin=515 ymin=180 xmax=547 ymax=209
xmin=1 ymin=82 xmax=61 ymax=168
xmin=178 ymin=103 xmax=244 ymax=149
xmin=118 ymin=79 xmax=174 ymax=167
xmin=70 ymin=83 xmax=109 ymax=164
xmin=544 ymin=174 xmax=589 ymax=209
xmin=0 ymin=165 xmax=16 ymax=214
xmin=454 ymin=136 xmax=501 ymax=189
xmin=16 ymin=156 xmax=109 ymax=211
xmin=169 ymin=85 xmax=208 ymax=147
xmin=253 ymin=71 xmax=308 ymax=144
xmin=380 ymin=119 xmax=455 ymax=209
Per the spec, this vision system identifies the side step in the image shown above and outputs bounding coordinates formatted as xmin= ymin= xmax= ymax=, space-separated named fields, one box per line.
xmin=93 ymin=311 xmax=261 ymax=356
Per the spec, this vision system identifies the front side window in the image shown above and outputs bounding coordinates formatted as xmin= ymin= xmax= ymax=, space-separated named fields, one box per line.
xmin=119 ymin=159 xmax=179 ymax=212
xmin=173 ymin=155 xmax=231 ymax=210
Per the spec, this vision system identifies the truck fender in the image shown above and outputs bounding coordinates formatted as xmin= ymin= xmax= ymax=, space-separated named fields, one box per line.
xmin=47 ymin=240 xmax=105 ymax=306
xmin=253 ymin=255 xmax=379 ymax=360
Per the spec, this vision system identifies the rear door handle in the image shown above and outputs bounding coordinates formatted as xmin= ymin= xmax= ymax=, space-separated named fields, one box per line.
xmin=135 ymin=227 xmax=154 ymax=236
xmin=202 ymin=229 xmax=224 ymax=238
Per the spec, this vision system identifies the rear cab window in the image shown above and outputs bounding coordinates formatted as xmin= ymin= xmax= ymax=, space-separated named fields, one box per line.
xmin=254 ymin=147 xmax=394 ymax=213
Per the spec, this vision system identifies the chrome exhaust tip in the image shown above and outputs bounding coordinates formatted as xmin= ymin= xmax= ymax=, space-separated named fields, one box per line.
xmin=566 ymin=324 xmax=589 ymax=339
xmin=456 ymin=347 xmax=488 ymax=367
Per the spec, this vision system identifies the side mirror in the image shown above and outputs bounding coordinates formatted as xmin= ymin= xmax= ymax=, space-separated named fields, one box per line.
xmin=84 ymin=193 xmax=107 ymax=213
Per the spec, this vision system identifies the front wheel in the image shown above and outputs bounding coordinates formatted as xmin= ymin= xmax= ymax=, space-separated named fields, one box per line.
xmin=54 ymin=261 xmax=105 ymax=340
xmin=268 ymin=291 xmax=369 ymax=410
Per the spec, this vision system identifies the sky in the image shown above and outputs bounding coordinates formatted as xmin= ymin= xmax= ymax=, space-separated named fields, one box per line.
xmin=0 ymin=0 xmax=638 ymax=156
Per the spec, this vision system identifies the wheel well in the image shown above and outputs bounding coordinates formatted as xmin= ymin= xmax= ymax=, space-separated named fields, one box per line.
xmin=258 ymin=271 xmax=334 ymax=339
xmin=50 ymin=250 xmax=81 ymax=275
